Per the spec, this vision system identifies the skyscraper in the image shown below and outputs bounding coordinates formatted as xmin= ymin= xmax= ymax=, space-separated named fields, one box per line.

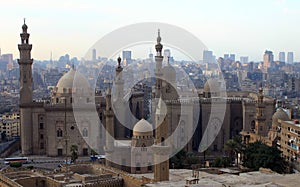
xmin=92 ymin=48 xmax=96 ymax=61
xmin=122 ymin=50 xmax=132 ymax=65
xmin=203 ymin=50 xmax=213 ymax=63
xmin=287 ymin=52 xmax=294 ymax=64
xmin=240 ymin=56 xmax=248 ymax=64
xmin=230 ymin=54 xmax=235 ymax=61
xmin=163 ymin=49 xmax=171 ymax=62
xmin=279 ymin=52 xmax=285 ymax=62
xmin=263 ymin=50 xmax=274 ymax=73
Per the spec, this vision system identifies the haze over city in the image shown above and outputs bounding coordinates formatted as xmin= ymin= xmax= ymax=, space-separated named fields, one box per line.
xmin=1 ymin=0 xmax=300 ymax=61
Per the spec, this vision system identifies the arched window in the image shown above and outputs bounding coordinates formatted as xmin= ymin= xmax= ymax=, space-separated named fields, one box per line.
xmin=57 ymin=128 xmax=63 ymax=137
xmin=82 ymin=128 xmax=88 ymax=137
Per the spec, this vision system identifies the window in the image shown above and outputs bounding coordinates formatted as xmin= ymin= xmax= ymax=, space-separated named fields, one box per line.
xmin=57 ymin=128 xmax=63 ymax=137
xmin=82 ymin=128 xmax=88 ymax=137
xmin=57 ymin=149 xmax=63 ymax=156
xmin=40 ymin=134 xmax=44 ymax=139
xmin=148 ymin=165 xmax=152 ymax=171
xmin=40 ymin=142 xmax=44 ymax=149
xmin=136 ymin=163 xmax=141 ymax=171
xmin=56 ymin=98 xmax=59 ymax=103
xmin=39 ymin=123 xmax=44 ymax=129
xmin=83 ymin=148 xmax=88 ymax=156
xmin=70 ymin=97 xmax=73 ymax=103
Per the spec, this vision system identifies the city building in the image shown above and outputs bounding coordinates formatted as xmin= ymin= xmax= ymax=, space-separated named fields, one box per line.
xmin=203 ymin=50 xmax=214 ymax=64
xmin=279 ymin=52 xmax=285 ymax=62
xmin=263 ymin=50 xmax=274 ymax=73
xmin=122 ymin=50 xmax=132 ymax=65
xmin=92 ymin=48 xmax=97 ymax=61
xmin=240 ymin=56 xmax=248 ymax=64
xmin=0 ymin=113 xmax=20 ymax=140
xmin=287 ymin=52 xmax=294 ymax=64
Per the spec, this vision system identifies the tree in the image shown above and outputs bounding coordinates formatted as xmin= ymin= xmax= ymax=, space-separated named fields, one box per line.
xmin=225 ymin=136 xmax=244 ymax=166
xmin=242 ymin=141 xmax=289 ymax=173
xmin=70 ymin=145 xmax=78 ymax=163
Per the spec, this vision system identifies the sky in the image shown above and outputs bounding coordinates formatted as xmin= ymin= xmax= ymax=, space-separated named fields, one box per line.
xmin=0 ymin=0 xmax=299 ymax=62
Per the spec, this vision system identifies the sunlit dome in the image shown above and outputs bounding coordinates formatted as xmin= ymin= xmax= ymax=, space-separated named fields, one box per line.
xmin=133 ymin=119 xmax=153 ymax=136
xmin=56 ymin=67 xmax=91 ymax=94
xmin=272 ymin=108 xmax=290 ymax=126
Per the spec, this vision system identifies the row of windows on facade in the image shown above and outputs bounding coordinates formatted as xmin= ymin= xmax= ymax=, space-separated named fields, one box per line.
xmin=55 ymin=128 xmax=88 ymax=137
xmin=53 ymin=97 xmax=91 ymax=104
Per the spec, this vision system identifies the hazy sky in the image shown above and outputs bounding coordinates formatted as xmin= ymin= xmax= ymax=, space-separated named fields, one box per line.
xmin=0 ymin=0 xmax=299 ymax=61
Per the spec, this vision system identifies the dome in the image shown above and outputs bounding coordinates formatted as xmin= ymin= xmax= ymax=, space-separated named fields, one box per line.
xmin=162 ymin=63 xmax=176 ymax=83
xmin=203 ymin=78 xmax=220 ymax=93
xmin=133 ymin=119 xmax=153 ymax=136
xmin=272 ymin=108 xmax=290 ymax=126
xmin=56 ymin=68 xmax=91 ymax=94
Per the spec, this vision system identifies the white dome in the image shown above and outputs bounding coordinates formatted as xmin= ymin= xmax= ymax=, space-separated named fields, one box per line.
xmin=56 ymin=68 xmax=91 ymax=94
xmin=133 ymin=119 xmax=153 ymax=136
xmin=162 ymin=64 xmax=176 ymax=83
xmin=272 ymin=108 xmax=290 ymax=126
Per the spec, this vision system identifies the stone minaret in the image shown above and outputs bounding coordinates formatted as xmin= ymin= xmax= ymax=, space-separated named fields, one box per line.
xmin=104 ymin=87 xmax=114 ymax=167
xmin=114 ymin=56 xmax=124 ymax=99
xmin=18 ymin=20 xmax=33 ymax=155
xmin=255 ymin=84 xmax=266 ymax=136
xmin=153 ymin=97 xmax=170 ymax=181
xmin=154 ymin=29 xmax=163 ymax=99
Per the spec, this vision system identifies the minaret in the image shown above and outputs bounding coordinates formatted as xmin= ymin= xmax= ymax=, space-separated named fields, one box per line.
xmin=153 ymin=97 xmax=170 ymax=181
xmin=114 ymin=56 xmax=124 ymax=99
xmin=155 ymin=29 xmax=163 ymax=98
xmin=104 ymin=87 xmax=114 ymax=167
xmin=18 ymin=19 xmax=33 ymax=155
xmin=255 ymin=84 xmax=266 ymax=136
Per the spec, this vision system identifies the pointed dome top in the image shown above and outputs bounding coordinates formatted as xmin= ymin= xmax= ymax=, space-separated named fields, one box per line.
xmin=22 ymin=18 xmax=28 ymax=33
xmin=155 ymin=29 xmax=163 ymax=54
xmin=133 ymin=119 xmax=153 ymax=135
xmin=117 ymin=56 xmax=122 ymax=67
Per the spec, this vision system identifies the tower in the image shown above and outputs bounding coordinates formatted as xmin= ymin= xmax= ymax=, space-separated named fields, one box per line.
xmin=153 ymin=97 xmax=170 ymax=181
xmin=104 ymin=87 xmax=114 ymax=167
xmin=18 ymin=20 xmax=33 ymax=155
xmin=263 ymin=50 xmax=273 ymax=73
xmin=114 ymin=57 xmax=124 ymax=99
xmin=154 ymin=29 xmax=163 ymax=99
xmin=255 ymin=84 xmax=266 ymax=136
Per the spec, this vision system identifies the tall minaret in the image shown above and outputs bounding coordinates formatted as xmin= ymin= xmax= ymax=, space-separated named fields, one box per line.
xmin=154 ymin=29 xmax=163 ymax=98
xmin=18 ymin=19 xmax=33 ymax=155
xmin=114 ymin=56 xmax=124 ymax=99
xmin=255 ymin=84 xmax=266 ymax=136
xmin=154 ymin=97 xmax=169 ymax=181
xmin=104 ymin=87 xmax=114 ymax=167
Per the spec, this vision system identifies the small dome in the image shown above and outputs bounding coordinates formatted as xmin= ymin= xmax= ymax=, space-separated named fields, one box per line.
xmin=272 ymin=108 xmax=290 ymax=126
xmin=22 ymin=23 xmax=28 ymax=32
xmin=133 ymin=119 xmax=153 ymax=136
xmin=56 ymin=68 xmax=91 ymax=94
xmin=162 ymin=64 xmax=176 ymax=83
xmin=203 ymin=78 xmax=220 ymax=93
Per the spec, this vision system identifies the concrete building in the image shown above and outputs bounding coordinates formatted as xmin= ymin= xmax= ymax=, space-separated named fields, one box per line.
xmin=279 ymin=52 xmax=285 ymax=62
xmin=263 ymin=50 xmax=274 ymax=73
xmin=287 ymin=52 xmax=294 ymax=64
xmin=0 ymin=113 xmax=20 ymax=139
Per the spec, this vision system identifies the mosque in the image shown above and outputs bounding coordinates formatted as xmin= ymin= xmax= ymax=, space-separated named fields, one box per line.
xmin=18 ymin=21 xmax=290 ymax=180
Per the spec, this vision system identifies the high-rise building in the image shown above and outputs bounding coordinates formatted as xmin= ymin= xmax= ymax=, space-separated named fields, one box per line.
xmin=240 ymin=56 xmax=249 ymax=64
xmin=92 ymin=48 xmax=96 ymax=61
xmin=224 ymin=54 xmax=230 ymax=60
xmin=203 ymin=50 xmax=213 ymax=63
xmin=263 ymin=50 xmax=274 ymax=73
xmin=122 ymin=50 xmax=132 ymax=65
xmin=163 ymin=49 xmax=171 ymax=61
xmin=230 ymin=54 xmax=235 ymax=61
xmin=279 ymin=52 xmax=285 ymax=62
xmin=287 ymin=52 xmax=294 ymax=63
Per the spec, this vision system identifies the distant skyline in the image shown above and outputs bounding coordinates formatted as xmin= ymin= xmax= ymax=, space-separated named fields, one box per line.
xmin=0 ymin=0 xmax=300 ymax=61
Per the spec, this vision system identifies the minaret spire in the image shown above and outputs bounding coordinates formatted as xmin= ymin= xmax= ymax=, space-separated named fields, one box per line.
xmin=18 ymin=20 xmax=33 ymax=155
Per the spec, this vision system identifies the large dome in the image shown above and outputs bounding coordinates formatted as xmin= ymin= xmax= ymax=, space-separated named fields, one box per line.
xmin=272 ymin=108 xmax=290 ymax=126
xmin=204 ymin=78 xmax=220 ymax=93
xmin=162 ymin=63 xmax=176 ymax=83
xmin=133 ymin=119 xmax=153 ymax=136
xmin=56 ymin=68 xmax=91 ymax=94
